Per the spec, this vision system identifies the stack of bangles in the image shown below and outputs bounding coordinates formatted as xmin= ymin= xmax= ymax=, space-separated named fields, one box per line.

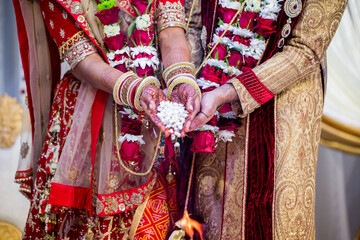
xmin=113 ymin=71 xmax=160 ymax=111
xmin=163 ymin=62 xmax=201 ymax=100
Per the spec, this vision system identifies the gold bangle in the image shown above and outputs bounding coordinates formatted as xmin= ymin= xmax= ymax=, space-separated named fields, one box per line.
xmin=120 ymin=75 xmax=140 ymax=106
xmin=126 ymin=78 xmax=142 ymax=108
xmin=134 ymin=76 xmax=160 ymax=111
xmin=163 ymin=62 xmax=195 ymax=86
xmin=167 ymin=76 xmax=202 ymax=101
xmin=113 ymin=71 xmax=135 ymax=105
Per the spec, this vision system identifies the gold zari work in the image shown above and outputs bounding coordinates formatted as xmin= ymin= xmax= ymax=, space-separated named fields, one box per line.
xmin=0 ymin=94 xmax=22 ymax=148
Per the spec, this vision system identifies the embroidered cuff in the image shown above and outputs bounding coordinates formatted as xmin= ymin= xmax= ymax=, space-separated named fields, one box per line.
xmin=228 ymin=78 xmax=260 ymax=117
xmin=157 ymin=0 xmax=186 ymax=32
xmin=235 ymin=70 xmax=275 ymax=105
xmin=64 ymin=37 xmax=98 ymax=69
xmin=59 ymin=31 xmax=85 ymax=59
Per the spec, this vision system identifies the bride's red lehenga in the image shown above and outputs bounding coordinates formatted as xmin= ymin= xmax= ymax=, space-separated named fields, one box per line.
xmin=13 ymin=0 xmax=187 ymax=239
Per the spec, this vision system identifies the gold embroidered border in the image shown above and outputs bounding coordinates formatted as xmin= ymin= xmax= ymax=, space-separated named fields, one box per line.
xmin=157 ymin=0 xmax=186 ymax=32
xmin=59 ymin=31 xmax=85 ymax=59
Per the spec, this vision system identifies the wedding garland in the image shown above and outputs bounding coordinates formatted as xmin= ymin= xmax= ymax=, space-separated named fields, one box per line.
xmin=192 ymin=0 xmax=283 ymax=153
xmin=95 ymin=0 xmax=159 ymax=170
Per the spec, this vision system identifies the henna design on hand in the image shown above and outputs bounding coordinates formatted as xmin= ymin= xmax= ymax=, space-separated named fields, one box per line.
xmin=140 ymin=85 xmax=169 ymax=136
xmin=171 ymin=83 xmax=201 ymax=133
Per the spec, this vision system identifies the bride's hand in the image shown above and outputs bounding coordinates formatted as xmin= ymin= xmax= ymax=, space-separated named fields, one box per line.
xmin=170 ymin=83 xmax=201 ymax=136
xmin=140 ymin=85 xmax=170 ymax=137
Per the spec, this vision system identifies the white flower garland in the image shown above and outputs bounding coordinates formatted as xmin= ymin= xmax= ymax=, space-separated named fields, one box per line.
xmin=104 ymin=23 xmax=121 ymax=37
xmin=218 ymin=130 xmax=236 ymax=142
xmin=205 ymin=59 xmax=242 ymax=76
xmin=118 ymin=134 xmax=145 ymax=145
xmin=197 ymin=77 xmax=220 ymax=89
xmin=197 ymin=124 xmax=220 ymax=133
xmin=197 ymin=0 xmax=283 ymax=143
xmin=129 ymin=56 xmax=160 ymax=69
xmin=135 ymin=14 xmax=152 ymax=30
xmin=130 ymin=46 xmax=158 ymax=58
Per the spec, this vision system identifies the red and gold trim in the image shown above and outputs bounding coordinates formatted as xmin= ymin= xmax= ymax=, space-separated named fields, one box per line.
xmin=14 ymin=169 xmax=33 ymax=200
xmin=96 ymin=173 xmax=157 ymax=216
xmin=59 ymin=31 xmax=85 ymax=59
xmin=235 ymin=70 xmax=275 ymax=105
xmin=64 ymin=37 xmax=98 ymax=68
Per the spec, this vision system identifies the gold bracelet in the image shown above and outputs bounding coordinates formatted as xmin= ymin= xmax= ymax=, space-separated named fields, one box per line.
xmin=113 ymin=71 xmax=135 ymax=105
xmin=163 ymin=62 xmax=195 ymax=86
xmin=167 ymin=76 xmax=202 ymax=100
xmin=120 ymin=75 xmax=140 ymax=106
xmin=134 ymin=76 xmax=160 ymax=111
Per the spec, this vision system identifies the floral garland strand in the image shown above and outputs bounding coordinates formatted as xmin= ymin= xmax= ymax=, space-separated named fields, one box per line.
xmin=192 ymin=0 xmax=283 ymax=153
xmin=95 ymin=0 xmax=159 ymax=167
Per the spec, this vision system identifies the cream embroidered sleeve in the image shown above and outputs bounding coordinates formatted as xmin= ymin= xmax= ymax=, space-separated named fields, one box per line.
xmin=230 ymin=0 xmax=348 ymax=117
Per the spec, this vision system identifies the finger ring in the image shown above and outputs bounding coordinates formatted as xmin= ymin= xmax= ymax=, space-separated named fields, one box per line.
xmin=199 ymin=111 xmax=210 ymax=118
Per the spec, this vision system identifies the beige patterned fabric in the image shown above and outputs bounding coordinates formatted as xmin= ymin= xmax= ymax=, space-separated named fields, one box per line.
xmin=185 ymin=0 xmax=204 ymax=70
xmin=231 ymin=0 xmax=348 ymax=117
xmin=192 ymin=0 xmax=348 ymax=239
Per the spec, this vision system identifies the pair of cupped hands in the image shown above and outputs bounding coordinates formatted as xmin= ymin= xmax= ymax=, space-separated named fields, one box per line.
xmin=139 ymin=83 xmax=221 ymax=138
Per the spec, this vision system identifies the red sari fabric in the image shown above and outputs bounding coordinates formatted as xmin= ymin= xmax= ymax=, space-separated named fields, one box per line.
xmin=14 ymin=0 xmax=181 ymax=239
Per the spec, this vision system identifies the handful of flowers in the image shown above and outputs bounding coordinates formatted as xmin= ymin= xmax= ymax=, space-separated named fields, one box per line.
xmin=156 ymin=101 xmax=189 ymax=141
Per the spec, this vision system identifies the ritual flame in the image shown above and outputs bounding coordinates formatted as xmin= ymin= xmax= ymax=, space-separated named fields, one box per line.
xmin=179 ymin=210 xmax=204 ymax=240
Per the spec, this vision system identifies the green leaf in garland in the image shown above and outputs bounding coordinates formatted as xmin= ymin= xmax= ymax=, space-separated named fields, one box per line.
xmin=97 ymin=0 xmax=117 ymax=12
xmin=145 ymin=0 xmax=154 ymax=14
xmin=215 ymin=50 xmax=219 ymax=59
xmin=131 ymin=38 xmax=138 ymax=47
xmin=133 ymin=6 xmax=141 ymax=16
xmin=128 ymin=20 xmax=136 ymax=37
xmin=255 ymin=33 xmax=265 ymax=40
xmin=218 ymin=18 xmax=224 ymax=26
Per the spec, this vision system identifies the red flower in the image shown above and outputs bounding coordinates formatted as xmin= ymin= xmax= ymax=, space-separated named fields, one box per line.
xmin=220 ymin=7 xmax=238 ymax=24
xmin=233 ymin=36 xmax=251 ymax=46
xmin=244 ymin=56 xmax=257 ymax=68
xmin=217 ymin=30 xmax=233 ymax=39
xmin=201 ymin=65 xmax=222 ymax=83
xmin=218 ymin=103 xmax=233 ymax=114
xmin=115 ymin=64 xmax=127 ymax=73
xmin=218 ymin=118 xmax=241 ymax=133
xmin=239 ymin=11 xmax=257 ymax=30
xmin=255 ymin=17 xmax=276 ymax=37
xmin=136 ymin=65 xmax=154 ymax=77
xmin=219 ymin=72 xmax=232 ymax=85
xmin=207 ymin=115 xmax=218 ymax=126
xmin=103 ymin=33 xmax=125 ymax=51
xmin=211 ymin=44 xmax=228 ymax=60
xmin=191 ymin=131 xmax=216 ymax=153
xmin=96 ymin=7 xmax=120 ymax=25
xmin=132 ymin=29 xmax=153 ymax=46
xmin=227 ymin=50 xmax=242 ymax=68
xmin=131 ymin=0 xmax=149 ymax=15
xmin=120 ymin=140 xmax=141 ymax=161
xmin=121 ymin=116 xmax=142 ymax=135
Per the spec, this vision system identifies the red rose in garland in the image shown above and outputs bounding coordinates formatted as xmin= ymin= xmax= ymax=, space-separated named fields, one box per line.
xmin=96 ymin=7 xmax=120 ymax=25
xmin=211 ymin=43 xmax=228 ymax=61
xmin=191 ymin=131 xmax=217 ymax=153
xmin=103 ymin=33 xmax=126 ymax=51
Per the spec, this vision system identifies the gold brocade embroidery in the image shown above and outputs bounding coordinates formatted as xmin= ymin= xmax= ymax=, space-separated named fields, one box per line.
xmin=59 ymin=31 xmax=85 ymax=58
xmin=156 ymin=0 xmax=186 ymax=32
xmin=0 ymin=94 xmax=22 ymax=148
xmin=68 ymin=166 xmax=80 ymax=184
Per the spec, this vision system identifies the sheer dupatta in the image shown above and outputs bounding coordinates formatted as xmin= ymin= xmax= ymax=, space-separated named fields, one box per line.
xmin=14 ymin=0 xmax=56 ymax=199
xmin=14 ymin=0 xmax=158 ymax=216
